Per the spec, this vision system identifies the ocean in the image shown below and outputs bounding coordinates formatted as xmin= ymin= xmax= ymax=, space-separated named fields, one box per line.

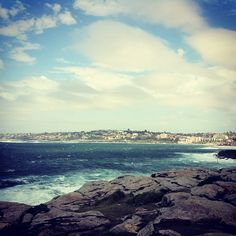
xmin=0 ymin=142 xmax=235 ymax=205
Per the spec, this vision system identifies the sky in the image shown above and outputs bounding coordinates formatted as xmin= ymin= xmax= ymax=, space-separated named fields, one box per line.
xmin=0 ymin=0 xmax=236 ymax=133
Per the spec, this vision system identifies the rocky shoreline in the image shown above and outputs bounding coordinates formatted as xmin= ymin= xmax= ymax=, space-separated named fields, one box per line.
xmin=0 ymin=168 xmax=236 ymax=236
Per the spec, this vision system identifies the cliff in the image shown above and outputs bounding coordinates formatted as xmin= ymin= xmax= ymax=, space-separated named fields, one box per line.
xmin=0 ymin=168 xmax=236 ymax=236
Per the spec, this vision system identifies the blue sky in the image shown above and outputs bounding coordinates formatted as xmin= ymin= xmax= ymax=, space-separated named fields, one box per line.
xmin=0 ymin=0 xmax=236 ymax=133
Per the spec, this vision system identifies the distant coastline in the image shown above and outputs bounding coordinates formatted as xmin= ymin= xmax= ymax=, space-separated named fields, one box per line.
xmin=0 ymin=129 xmax=235 ymax=146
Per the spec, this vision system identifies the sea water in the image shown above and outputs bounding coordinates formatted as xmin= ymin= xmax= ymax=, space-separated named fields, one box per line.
xmin=0 ymin=142 xmax=235 ymax=205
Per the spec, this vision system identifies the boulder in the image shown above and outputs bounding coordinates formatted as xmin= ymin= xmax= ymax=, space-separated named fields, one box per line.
xmin=47 ymin=192 xmax=90 ymax=211
xmin=137 ymin=222 xmax=155 ymax=236
xmin=224 ymin=193 xmax=236 ymax=206
xmin=158 ymin=229 xmax=182 ymax=236
xmin=0 ymin=201 xmax=30 ymax=231
xmin=217 ymin=150 xmax=236 ymax=159
xmin=110 ymin=215 xmax=142 ymax=235
xmin=191 ymin=184 xmax=225 ymax=200
xmin=154 ymin=196 xmax=236 ymax=235
xmin=30 ymin=209 xmax=110 ymax=235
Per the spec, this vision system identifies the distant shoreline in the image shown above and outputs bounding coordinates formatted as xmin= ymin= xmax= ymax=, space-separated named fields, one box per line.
xmin=1 ymin=130 xmax=235 ymax=146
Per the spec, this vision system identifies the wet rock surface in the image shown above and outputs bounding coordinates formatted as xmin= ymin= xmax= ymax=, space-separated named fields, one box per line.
xmin=217 ymin=150 xmax=236 ymax=160
xmin=1 ymin=168 xmax=236 ymax=236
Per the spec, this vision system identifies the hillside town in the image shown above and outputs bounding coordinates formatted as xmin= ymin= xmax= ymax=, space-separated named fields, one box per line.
xmin=0 ymin=130 xmax=235 ymax=146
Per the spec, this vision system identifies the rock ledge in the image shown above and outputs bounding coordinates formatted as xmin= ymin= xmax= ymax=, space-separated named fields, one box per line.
xmin=1 ymin=168 xmax=236 ymax=236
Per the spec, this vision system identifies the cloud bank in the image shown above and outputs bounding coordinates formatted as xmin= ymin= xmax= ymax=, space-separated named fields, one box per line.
xmin=0 ymin=0 xmax=235 ymax=132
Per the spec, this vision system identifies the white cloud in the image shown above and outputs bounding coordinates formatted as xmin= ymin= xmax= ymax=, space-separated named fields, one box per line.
xmin=56 ymin=57 xmax=71 ymax=64
xmin=73 ymin=20 xmax=183 ymax=72
xmin=73 ymin=0 xmax=122 ymax=16
xmin=73 ymin=0 xmax=206 ymax=32
xmin=10 ymin=42 xmax=40 ymax=64
xmin=34 ymin=15 xmax=57 ymax=34
xmin=187 ymin=28 xmax=236 ymax=70
xmin=58 ymin=10 xmax=77 ymax=25
xmin=20 ymin=76 xmax=59 ymax=91
xmin=0 ymin=6 xmax=9 ymax=20
xmin=1 ymin=61 xmax=236 ymax=118
xmin=0 ymin=76 xmax=59 ymax=102
xmin=1 ymin=63 xmax=235 ymax=115
xmin=0 ymin=4 xmax=76 ymax=38
xmin=63 ymin=20 xmax=236 ymax=114
xmin=0 ymin=1 xmax=25 ymax=20
xmin=177 ymin=48 xmax=185 ymax=57
xmin=45 ymin=3 xmax=62 ymax=14
xmin=0 ymin=2 xmax=77 ymax=64
xmin=58 ymin=66 xmax=133 ymax=91
xmin=10 ymin=50 xmax=36 ymax=64
xmin=0 ymin=59 xmax=4 ymax=70
xmin=0 ymin=18 xmax=34 ymax=38
xmin=1 ymin=15 xmax=235 ymax=116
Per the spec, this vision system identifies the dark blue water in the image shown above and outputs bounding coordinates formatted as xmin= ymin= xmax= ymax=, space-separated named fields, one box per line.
xmin=0 ymin=142 xmax=235 ymax=205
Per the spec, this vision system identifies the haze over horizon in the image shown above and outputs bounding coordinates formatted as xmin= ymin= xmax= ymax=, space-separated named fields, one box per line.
xmin=0 ymin=0 xmax=236 ymax=133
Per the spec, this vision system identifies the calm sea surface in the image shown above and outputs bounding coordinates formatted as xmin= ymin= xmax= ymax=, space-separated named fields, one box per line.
xmin=0 ymin=142 xmax=235 ymax=205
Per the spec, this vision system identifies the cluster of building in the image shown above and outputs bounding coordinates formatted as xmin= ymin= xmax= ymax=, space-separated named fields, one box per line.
xmin=0 ymin=130 xmax=235 ymax=146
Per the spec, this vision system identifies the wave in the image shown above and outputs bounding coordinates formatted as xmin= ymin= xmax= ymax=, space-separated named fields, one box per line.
xmin=0 ymin=169 xmax=127 ymax=205
xmin=198 ymin=146 xmax=219 ymax=150
xmin=177 ymin=152 xmax=236 ymax=165
xmin=217 ymin=146 xmax=236 ymax=150
xmin=4 ymin=169 xmax=16 ymax=173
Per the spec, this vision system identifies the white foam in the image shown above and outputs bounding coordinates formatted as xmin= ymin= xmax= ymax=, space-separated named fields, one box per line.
xmin=4 ymin=169 xmax=16 ymax=173
xmin=0 ymin=169 xmax=126 ymax=205
xmin=199 ymin=146 xmax=219 ymax=150
xmin=178 ymin=152 xmax=236 ymax=165
xmin=217 ymin=146 xmax=236 ymax=150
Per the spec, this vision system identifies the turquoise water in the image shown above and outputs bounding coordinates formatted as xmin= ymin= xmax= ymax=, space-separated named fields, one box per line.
xmin=0 ymin=142 xmax=235 ymax=205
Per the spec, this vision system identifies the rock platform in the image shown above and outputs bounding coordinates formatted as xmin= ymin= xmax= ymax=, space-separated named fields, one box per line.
xmin=1 ymin=168 xmax=236 ymax=236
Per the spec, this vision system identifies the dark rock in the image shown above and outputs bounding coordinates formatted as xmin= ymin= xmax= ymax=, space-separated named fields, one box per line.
xmin=191 ymin=184 xmax=225 ymax=200
xmin=220 ymin=169 xmax=236 ymax=182
xmin=47 ymin=192 xmax=90 ymax=211
xmin=0 ymin=201 xmax=30 ymax=232
xmin=217 ymin=150 xmax=236 ymax=159
xmin=135 ymin=208 xmax=159 ymax=218
xmin=154 ymin=196 xmax=236 ymax=235
xmin=161 ymin=192 xmax=191 ymax=207
xmin=130 ymin=191 xmax=165 ymax=206
xmin=110 ymin=175 xmax=161 ymax=196
xmin=158 ymin=229 xmax=182 ymax=236
xmin=137 ymin=222 xmax=155 ymax=236
xmin=197 ymin=233 xmax=236 ymax=236
xmin=30 ymin=209 xmax=110 ymax=235
xmin=198 ymin=175 xmax=222 ymax=186
xmin=27 ymin=204 xmax=49 ymax=215
xmin=153 ymin=178 xmax=190 ymax=192
xmin=21 ymin=213 xmax=33 ymax=224
xmin=110 ymin=215 xmax=142 ymax=235
xmin=215 ymin=181 xmax=236 ymax=194
xmin=105 ymin=189 xmax=125 ymax=204
xmin=224 ymin=193 xmax=236 ymax=206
